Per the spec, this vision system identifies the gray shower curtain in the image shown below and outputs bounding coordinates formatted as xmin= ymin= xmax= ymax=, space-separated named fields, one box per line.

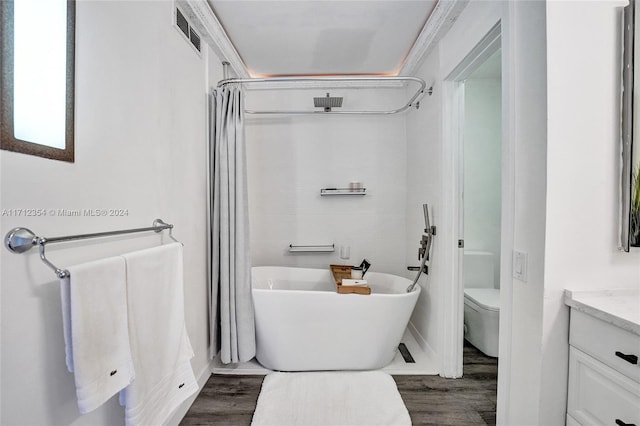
xmin=208 ymin=85 xmax=256 ymax=364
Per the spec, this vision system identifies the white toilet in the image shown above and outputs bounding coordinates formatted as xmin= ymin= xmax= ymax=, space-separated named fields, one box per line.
xmin=463 ymin=251 xmax=500 ymax=357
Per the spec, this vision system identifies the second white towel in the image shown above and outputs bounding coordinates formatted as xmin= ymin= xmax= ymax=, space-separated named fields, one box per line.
xmin=120 ymin=243 xmax=198 ymax=426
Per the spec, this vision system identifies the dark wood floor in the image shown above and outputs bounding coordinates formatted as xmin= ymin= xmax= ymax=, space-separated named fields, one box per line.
xmin=181 ymin=342 xmax=498 ymax=426
xmin=393 ymin=343 xmax=498 ymax=425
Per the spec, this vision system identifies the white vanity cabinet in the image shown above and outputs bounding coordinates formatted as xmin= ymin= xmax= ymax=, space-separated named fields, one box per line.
xmin=565 ymin=290 xmax=640 ymax=426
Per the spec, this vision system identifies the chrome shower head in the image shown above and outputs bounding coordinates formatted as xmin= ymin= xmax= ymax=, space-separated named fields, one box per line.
xmin=314 ymin=93 xmax=343 ymax=112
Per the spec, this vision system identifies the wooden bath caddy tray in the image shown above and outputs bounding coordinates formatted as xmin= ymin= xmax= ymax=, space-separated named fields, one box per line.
xmin=330 ymin=264 xmax=371 ymax=295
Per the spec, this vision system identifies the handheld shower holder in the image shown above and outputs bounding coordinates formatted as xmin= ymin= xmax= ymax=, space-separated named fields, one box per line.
xmin=407 ymin=203 xmax=435 ymax=293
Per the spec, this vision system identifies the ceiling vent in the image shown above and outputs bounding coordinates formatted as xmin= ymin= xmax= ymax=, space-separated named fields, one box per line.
xmin=175 ymin=7 xmax=201 ymax=54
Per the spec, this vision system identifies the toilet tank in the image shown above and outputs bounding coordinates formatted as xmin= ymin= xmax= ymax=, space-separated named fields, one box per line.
xmin=463 ymin=250 xmax=495 ymax=289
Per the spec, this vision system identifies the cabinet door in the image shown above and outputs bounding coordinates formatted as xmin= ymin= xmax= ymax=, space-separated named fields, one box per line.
xmin=568 ymin=347 xmax=640 ymax=426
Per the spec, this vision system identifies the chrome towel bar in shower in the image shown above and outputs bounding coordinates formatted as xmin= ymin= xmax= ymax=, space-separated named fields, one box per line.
xmin=4 ymin=219 xmax=179 ymax=278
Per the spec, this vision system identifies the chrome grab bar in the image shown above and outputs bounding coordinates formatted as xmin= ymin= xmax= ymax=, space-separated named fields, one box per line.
xmin=288 ymin=244 xmax=335 ymax=253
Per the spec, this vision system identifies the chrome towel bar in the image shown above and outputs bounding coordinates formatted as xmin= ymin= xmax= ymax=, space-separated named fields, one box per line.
xmin=4 ymin=219 xmax=178 ymax=278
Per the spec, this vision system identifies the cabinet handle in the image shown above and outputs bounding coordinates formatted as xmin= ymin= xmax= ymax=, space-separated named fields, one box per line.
xmin=615 ymin=351 xmax=639 ymax=365
xmin=615 ymin=419 xmax=636 ymax=426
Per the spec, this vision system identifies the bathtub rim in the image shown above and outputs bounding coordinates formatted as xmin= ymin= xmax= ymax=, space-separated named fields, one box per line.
xmin=251 ymin=266 xmax=421 ymax=297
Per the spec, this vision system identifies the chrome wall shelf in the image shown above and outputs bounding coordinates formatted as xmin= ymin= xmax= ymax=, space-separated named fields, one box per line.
xmin=320 ymin=188 xmax=366 ymax=196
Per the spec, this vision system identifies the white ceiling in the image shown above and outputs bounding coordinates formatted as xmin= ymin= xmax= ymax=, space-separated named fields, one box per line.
xmin=206 ymin=1 xmax=438 ymax=77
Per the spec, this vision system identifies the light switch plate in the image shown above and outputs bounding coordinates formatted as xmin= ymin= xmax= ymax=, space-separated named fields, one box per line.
xmin=513 ymin=250 xmax=528 ymax=282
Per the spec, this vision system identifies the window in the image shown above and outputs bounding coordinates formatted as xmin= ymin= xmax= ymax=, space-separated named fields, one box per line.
xmin=1 ymin=0 xmax=75 ymax=162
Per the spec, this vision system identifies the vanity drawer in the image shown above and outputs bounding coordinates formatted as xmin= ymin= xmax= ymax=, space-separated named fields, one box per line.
xmin=568 ymin=347 xmax=640 ymax=426
xmin=570 ymin=310 xmax=640 ymax=383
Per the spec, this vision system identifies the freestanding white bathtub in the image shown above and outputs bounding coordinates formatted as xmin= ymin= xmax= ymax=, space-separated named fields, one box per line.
xmin=252 ymin=266 xmax=421 ymax=371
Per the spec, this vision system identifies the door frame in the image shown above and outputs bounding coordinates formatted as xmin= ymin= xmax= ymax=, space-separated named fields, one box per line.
xmin=440 ymin=21 xmax=515 ymax=424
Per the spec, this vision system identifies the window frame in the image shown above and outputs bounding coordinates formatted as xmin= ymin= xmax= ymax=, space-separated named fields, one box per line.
xmin=0 ymin=0 xmax=75 ymax=163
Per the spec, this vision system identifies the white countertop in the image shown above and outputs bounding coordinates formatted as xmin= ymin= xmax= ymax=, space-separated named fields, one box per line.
xmin=564 ymin=288 xmax=640 ymax=336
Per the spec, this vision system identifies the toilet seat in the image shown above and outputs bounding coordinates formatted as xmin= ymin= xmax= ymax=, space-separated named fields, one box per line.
xmin=464 ymin=288 xmax=500 ymax=312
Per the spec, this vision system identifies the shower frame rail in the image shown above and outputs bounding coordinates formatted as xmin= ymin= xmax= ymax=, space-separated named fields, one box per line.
xmin=4 ymin=219 xmax=178 ymax=278
xmin=216 ymin=76 xmax=431 ymax=115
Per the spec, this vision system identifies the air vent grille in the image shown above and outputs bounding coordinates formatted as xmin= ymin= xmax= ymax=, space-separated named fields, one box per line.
xmin=176 ymin=8 xmax=189 ymax=37
xmin=175 ymin=7 xmax=201 ymax=54
xmin=189 ymin=28 xmax=201 ymax=52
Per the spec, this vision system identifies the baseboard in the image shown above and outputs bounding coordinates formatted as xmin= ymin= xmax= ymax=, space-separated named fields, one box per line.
xmin=211 ymin=351 xmax=271 ymax=375
xmin=165 ymin=359 xmax=214 ymax=426
xmin=407 ymin=321 xmax=437 ymax=360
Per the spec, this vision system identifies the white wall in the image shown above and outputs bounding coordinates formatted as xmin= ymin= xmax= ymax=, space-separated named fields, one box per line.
xmin=0 ymin=2 xmax=217 ymax=424
xmin=463 ymin=78 xmax=502 ymax=287
xmin=542 ymin=1 xmax=640 ymax=424
xmin=245 ymin=88 xmax=408 ymax=276
xmin=405 ymin=44 xmax=442 ymax=357
xmin=500 ymin=2 xmax=548 ymax=422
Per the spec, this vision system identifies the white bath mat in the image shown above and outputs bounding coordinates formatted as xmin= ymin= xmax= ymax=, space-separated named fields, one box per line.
xmin=251 ymin=371 xmax=411 ymax=426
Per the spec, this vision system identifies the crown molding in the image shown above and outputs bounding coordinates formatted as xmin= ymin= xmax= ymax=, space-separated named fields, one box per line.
xmin=178 ymin=0 xmax=249 ymax=78
xmin=399 ymin=0 xmax=469 ymax=76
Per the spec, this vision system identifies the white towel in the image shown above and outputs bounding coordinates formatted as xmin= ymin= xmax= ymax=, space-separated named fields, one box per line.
xmin=60 ymin=257 xmax=135 ymax=414
xmin=120 ymin=243 xmax=198 ymax=426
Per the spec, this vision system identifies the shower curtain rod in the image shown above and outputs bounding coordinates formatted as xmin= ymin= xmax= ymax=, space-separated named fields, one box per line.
xmin=216 ymin=76 xmax=431 ymax=115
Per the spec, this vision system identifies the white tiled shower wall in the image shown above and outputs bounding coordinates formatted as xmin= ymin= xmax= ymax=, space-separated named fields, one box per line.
xmin=245 ymin=88 xmax=408 ymax=276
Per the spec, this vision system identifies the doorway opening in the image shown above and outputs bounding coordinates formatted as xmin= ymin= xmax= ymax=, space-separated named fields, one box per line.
xmin=461 ymin=48 xmax=502 ymax=364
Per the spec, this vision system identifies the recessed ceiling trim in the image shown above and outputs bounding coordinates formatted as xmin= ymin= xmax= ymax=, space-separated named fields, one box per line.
xmin=190 ymin=0 xmax=469 ymax=81
xmin=399 ymin=0 xmax=470 ymax=76
xmin=210 ymin=1 xmax=441 ymax=77
xmin=179 ymin=0 xmax=249 ymax=78
xmin=232 ymin=77 xmax=407 ymax=91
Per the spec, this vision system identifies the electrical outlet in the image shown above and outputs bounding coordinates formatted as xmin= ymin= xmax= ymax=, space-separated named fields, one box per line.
xmin=513 ymin=250 xmax=528 ymax=282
